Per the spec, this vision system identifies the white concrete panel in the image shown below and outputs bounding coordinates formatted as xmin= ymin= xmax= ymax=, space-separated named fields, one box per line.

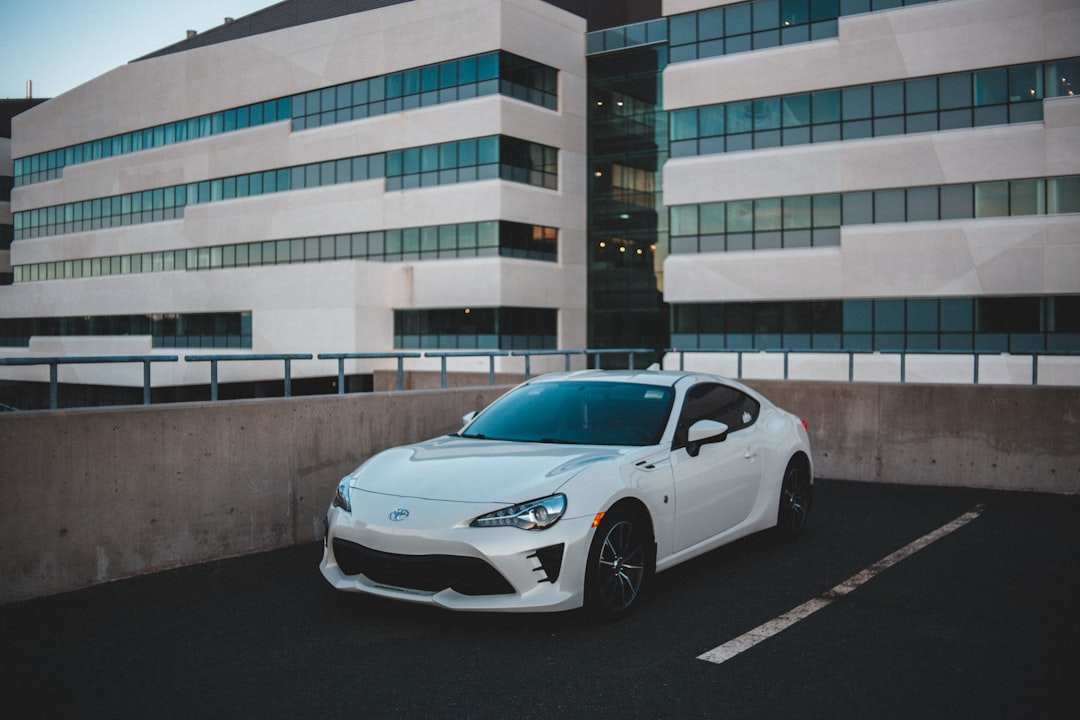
xmin=852 ymin=354 xmax=902 ymax=383
xmin=978 ymin=355 xmax=1040 ymax=385
xmin=659 ymin=350 xmax=1080 ymax=386
xmin=663 ymin=121 xmax=1074 ymax=205
xmin=1038 ymin=357 xmax=1080 ymax=387
xmin=788 ymin=354 xmax=854 ymax=382
xmin=663 ymin=0 xmax=742 ymax=15
xmin=740 ymin=352 xmax=787 ymax=380
xmin=904 ymin=354 xmax=978 ymax=384
xmin=664 ymin=216 xmax=1080 ymax=302
xmin=664 ymin=247 xmax=844 ymax=303
xmin=662 ymin=351 xmax=742 ymax=377
xmin=11 ymin=0 xmax=584 ymax=156
xmin=400 ymin=255 xmax=583 ymax=310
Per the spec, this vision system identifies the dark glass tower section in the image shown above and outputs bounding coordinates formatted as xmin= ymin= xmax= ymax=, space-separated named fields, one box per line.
xmin=587 ymin=45 xmax=669 ymax=359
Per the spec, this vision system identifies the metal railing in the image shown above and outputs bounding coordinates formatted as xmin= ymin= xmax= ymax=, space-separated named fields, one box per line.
xmin=318 ymin=352 xmax=421 ymax=392
xmin=185 ymin=354 xmax=313 ymax=400
xmin=0 ymin=355 xmax=179 ymax=409
xmin=666 ymin=348 xmax=1080 ymax=384
xmin=3 ymin=347 xmax=1078 ymax=410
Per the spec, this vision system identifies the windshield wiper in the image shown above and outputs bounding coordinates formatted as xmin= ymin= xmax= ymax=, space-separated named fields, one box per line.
xmin=459 ymin=432 xmax=487 ymax=439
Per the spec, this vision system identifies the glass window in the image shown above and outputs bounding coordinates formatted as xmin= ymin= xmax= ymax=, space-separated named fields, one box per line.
xmin=1010 ymin=179 xmax=1044 ymax=216
xmin=907 ymin=187 xmax=938 ymax=222
xmin=1009 ymin=64 xmax=1043 ymax=102
xmin=1046 ymin=58 xmax=1080 ymax=97
xmin=753 ymin=0 xmax=780 ymax=32
xmin=671 ymin=206 xmax=699 ymax=237
xmin=842 ymin=86 xmax=872 ymax=120
xmin=754 ymin=98 xmax=782 ymax=131
xmin=874 ymin=189 xmax=906 ymax=223
xmin=873 ymin=82 xmax=904 ymax=116
xmin=755 ymin=198 xmax=783 ymax=231
xmin=781 ymin=94 xmax=811 ymax=127
xmin=974 ymin=68 xmax=1008 ymax=106
xmin=699 ymin=105 xmax=725 ymax=136
xmin=907 ymin=299 xmax=938 ymax=332
xmin=478 ymin=136 xmax=499 ymax=164
xmin=875 ymin=299 xmax=904 ymax=332
xmin=975 ymin=182 xmax=1009 ymax=217
xmin=783 ymin=196 xmax=812 ymax=229
xmin=478 ymin=53 xmax=499 ymax=81
xmin=699 ymin=7 xmax=725 ymax=39
xmin=940 ymin=184 xmax=973 ymax=220
xmin=415 ymin=66 xmax=434 ymax=93
xmin=671 ymin=109 xmax=698 ymax=141
xmin=727 ymin=101 xmax=754 ymax=134
xmin=843 ymin=300 xmax=872 ymax=332
xmin=726 ymin=3 xmax=752 ymax=35
xmin=700 ymin=203 xmax=726 ymax=234
xmin=669 ymin=14 xmax=697 ymax=45
xmin=1048 ymin=177 xmax=1080 ymax=214
xmin=728 ymin=200 xmax=754 ymax=232
xmin=938 ymin=73 xmax=972 ymax=110
xmin=842 ymin=192 xmax=873 ymax=225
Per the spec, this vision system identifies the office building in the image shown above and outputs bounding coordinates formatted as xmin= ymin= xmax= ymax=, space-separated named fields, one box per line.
xmin=2 ymin=0 xmax=1077 ymax=404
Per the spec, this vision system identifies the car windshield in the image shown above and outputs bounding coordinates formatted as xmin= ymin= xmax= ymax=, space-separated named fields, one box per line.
xmin=461 ymin=381 xmax=675 ymax=446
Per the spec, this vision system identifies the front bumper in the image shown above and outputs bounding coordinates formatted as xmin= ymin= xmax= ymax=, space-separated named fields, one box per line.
xmin=320 ymin=497 xmax=596 ymax=613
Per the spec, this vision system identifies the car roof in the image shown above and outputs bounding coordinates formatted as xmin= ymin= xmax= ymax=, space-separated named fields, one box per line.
xmin=524 ymin=368 xmax=767 ymax=402
xmin=526 ymin=369 xmax=701 ymax=388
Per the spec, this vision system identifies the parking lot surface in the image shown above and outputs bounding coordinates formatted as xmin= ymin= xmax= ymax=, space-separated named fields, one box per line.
xmin=3 ymin=479 xmax=1077 ymax=719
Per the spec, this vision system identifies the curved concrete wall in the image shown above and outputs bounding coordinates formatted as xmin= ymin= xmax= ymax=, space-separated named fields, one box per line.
xmin=1 ymin=381 xmax=1077 ymax=603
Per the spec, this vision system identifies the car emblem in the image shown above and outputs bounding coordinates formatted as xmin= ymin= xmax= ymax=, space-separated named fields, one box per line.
xmin=388 ymin=508 xmax=410 ymax=522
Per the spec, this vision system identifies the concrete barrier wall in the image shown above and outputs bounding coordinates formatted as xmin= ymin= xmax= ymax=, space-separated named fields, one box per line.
xmin=746 ymin=381 xmax=1080 ymax=495
xmin=1 ymin=381 xmax=1077 ymax=604
xmin=0 ymin=387 xmax=506 ymax=605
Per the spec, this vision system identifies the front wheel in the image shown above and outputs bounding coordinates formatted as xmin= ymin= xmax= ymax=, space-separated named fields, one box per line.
xmin=776 ymin=457 xmax=812 ymax=541
xmin=583 ymin=510 xmax=650 ymax=620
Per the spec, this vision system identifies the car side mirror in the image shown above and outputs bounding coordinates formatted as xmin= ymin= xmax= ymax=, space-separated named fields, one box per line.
xmin=462 ymin=411 xmax=478 ymax=424
xmin=685 ymin=420 xmax=729 ymax=457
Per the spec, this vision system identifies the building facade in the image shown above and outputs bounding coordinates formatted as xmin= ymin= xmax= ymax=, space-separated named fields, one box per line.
xmin=2 ymin=99 xmax=46 ymax=288
xmin=2 ymin=0 xmax=1078 ymax=404
xmin=655 ymin=0 xmax=1080 ymax=384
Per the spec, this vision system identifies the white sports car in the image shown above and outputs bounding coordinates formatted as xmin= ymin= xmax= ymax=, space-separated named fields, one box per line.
xmin=320 ymin=369 xmax=812 ymax=617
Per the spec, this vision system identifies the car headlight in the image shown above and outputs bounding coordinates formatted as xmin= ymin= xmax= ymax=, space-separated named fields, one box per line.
xmin=332 ymin=479 xmax=352 ymax=512
xmin=470 ymin=494 xmax=566 ymax=530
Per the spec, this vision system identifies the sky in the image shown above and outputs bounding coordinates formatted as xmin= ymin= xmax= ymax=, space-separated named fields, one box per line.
xmin=4 ymin=0 xmax=277 ymax=99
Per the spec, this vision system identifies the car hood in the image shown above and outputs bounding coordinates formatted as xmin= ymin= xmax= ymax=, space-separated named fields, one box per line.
xmin=349 ymin=435 xmax=629 ymax=503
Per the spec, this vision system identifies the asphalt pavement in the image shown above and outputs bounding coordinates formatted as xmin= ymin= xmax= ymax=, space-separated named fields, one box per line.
xmin=3 ymin=479 xmax=1077 ymax=719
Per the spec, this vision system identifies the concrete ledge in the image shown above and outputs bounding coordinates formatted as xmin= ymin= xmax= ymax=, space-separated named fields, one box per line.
xmin=0 ymin=386 xmax=506 ymax=605
xmin=1 ymin=381 xmax=1077 ymax=604
xmin=746 ymin=381 xmax=1080 ymax=495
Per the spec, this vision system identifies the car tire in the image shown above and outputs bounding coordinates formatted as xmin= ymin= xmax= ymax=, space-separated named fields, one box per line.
xmin=775 ymin=456 xmax=811 ymax=541
xmin=583 ymin=508 xmax=650 ymax=620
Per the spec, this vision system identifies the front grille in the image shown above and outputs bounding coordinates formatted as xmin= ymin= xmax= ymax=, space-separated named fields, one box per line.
xmin=332 ymin=538 xmax=515 ymax=596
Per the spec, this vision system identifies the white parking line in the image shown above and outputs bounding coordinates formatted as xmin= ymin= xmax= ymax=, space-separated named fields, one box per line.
xmin=697 ymin=504 xmax=985 ymax=665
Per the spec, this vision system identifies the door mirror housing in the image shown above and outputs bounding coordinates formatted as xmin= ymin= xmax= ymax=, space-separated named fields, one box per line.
xmin=686 ymin=420 xmax=729 ymax=457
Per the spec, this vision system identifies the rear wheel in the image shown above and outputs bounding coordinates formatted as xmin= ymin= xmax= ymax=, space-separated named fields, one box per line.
xmin=583 ymin=509 xmax=649 ymax=620
xmin=776 ymin=457 xmax=811 ymax=540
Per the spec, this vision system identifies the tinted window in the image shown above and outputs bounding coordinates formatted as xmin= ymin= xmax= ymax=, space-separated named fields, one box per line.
xmin=463 ymin=381 xmax=675 ymax=446
xmin=675 ymin=383 xmax=761 ymax=447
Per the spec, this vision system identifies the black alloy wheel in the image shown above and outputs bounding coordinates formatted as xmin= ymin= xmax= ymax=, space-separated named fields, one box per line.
xmin=776 ymin=458 xmax=811 ymax=540
xmin=584 ymin=510 xmax=649 ymax=619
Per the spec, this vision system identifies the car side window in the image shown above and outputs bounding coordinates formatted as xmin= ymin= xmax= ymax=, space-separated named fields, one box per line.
xmin=674 ymin=383 xmax=761 ymax=448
